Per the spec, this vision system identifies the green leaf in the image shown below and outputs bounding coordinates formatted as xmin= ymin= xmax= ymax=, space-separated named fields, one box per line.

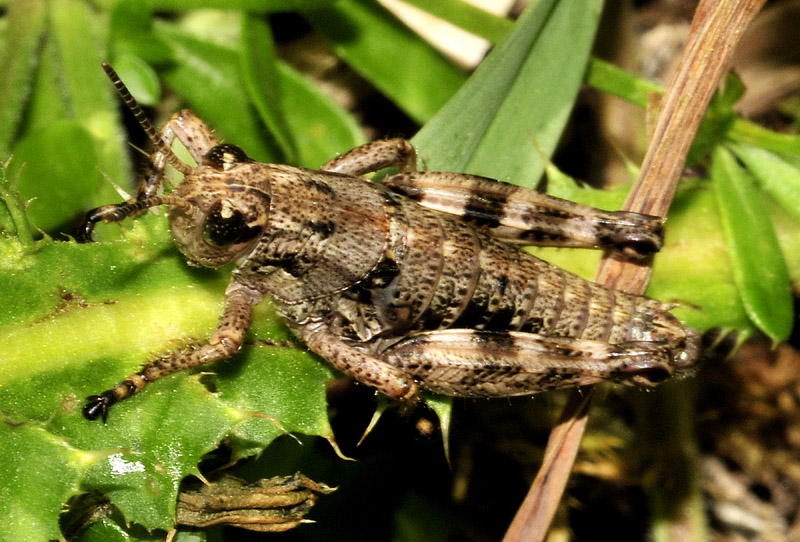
xmin=730 ymin=143 xmax=800 ymax=222
xmin=276 ymin=61 xmax=366 ymax=168
xmin=412 ymin=0 xmax=603 ymax=185
xmin=154 ymin=21 xmax=282 ymax=164
xmin=586 ymin=57 xmax=661 ymax=108
xmin=96 ymin=0 xmax=340 ymax=10
xmin=0 ymin=421 xmax=89 ymax=542
xmin=400 ymin=0 xmax=513 ymax=44
xmin=0 ymin=0 xmax=46 ymax=160
xmin=0 ymin=218 xmax=333 ymax=535
xmin=306 ymin=0 xmax=467 ymax=124
xmin=107 ymin=54 xmax=161 ymax=108
xmin=0 ymin=160 xmax=34 ymax=248
xmin=711 ymin=146 xmax=793 ymax=343
xmin=7 ymin=121 xmax=100 ymax=234
xmin=15 ymin=29 xmax=66 ymax=135
xmin=686 ymin=75 xmax=742 ymax=165
xmin=109 ymin=0 xmax=172 ymax=66
xmin=729 ymin=118 xmax=800 ymax=155
xmin=49 ymin=0 xmax=132 ymax=204
xmin=240 ymin=14 xmax=298 ymax=163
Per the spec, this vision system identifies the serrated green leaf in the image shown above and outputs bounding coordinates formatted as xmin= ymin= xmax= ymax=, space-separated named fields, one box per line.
xmin=306 ymin=0 xmax=466 ymax=124
xmin=412 ymin=0 xmax=602 ymax=185
xmin=78 ymin=377 xmax=231 ymax=529
xmin=711 ymin=146 xmax=793 ymax=343
xmin=0 ymin=421 xmax=87 ymax=542
xmin=0 ymin=217 xmax=332 ymax=535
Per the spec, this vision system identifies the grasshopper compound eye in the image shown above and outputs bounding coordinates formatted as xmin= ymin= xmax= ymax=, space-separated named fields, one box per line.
xmin=204 ymin=144 xmax=253 ymax=171
xmin=202 ymin=200 xmax=263 ymax=247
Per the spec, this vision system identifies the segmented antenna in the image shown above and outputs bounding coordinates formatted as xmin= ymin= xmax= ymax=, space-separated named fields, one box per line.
xmin=101 ymin=62 xmax=192 ymax=175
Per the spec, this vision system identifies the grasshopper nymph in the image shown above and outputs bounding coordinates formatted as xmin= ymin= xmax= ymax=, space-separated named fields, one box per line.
xmin=80 ymin=63 xmax=699 ymax=422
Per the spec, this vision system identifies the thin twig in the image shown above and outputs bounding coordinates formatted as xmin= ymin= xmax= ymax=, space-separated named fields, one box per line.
xmin=503 ymin=1 xmax=766 ymax=540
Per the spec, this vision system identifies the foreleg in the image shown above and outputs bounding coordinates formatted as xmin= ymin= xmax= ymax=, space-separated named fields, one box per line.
xmin=83 ymin=282 xmax=260 ymax=421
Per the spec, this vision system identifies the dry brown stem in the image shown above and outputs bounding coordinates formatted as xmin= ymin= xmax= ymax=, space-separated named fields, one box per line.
xmin=503 ymin=1 xmax=767 ymax=540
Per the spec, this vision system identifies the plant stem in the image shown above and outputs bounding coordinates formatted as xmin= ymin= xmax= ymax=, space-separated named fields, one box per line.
xmin=503 ymin=1 xmax=767 ymax=540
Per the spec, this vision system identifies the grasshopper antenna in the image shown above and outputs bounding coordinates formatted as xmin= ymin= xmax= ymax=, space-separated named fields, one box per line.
xmin=76 ymin=63 xmax=194 ymax=242
xmin=75 ymin=195 xmax=189 ymax=243
xmin=101 ymin=62 xmax=192 ymax=176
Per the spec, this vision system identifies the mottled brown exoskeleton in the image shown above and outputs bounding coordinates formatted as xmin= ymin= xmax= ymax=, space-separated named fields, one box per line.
xmin=80 ymin=63 xmax=699 ymax=421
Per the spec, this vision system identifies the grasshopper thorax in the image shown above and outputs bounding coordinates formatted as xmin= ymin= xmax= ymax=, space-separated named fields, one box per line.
xmin=168 ymin=144 xmax=271 ymax=268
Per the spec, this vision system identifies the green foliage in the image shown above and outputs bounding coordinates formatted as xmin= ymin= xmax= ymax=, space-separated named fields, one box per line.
xmin=0 ymin=0 xmax=798 ymax=540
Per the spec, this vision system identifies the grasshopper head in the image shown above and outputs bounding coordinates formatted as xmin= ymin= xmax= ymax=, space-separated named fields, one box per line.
xmin=168 ymin=144 xmax=271 ymax=268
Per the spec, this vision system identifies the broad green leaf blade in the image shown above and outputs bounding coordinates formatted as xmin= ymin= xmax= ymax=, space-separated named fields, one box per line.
xmin=109 ymin=0 xmax=172 ymax=68
xmin=78 ymin=377 xmax=232 ymax=529
xmin=71 ymin=518 xmax=149 ymax=542
xmin=49 ymin=0 xmax=131 ymax=206
xmin=730 ymin=143 xmax=800 ymax=222
xmin=153 ymin=22 xmax=282 ymax=164
xmin=14 ymin=29 xmax=67 ymax=136
xmin=7 ymin=121 xmax=101 ymax=233
xmin=240 ymin=14 xmax=298 ymax=163
xmin=306 ymin=0 xmax=467 ymax=124
xmin=412 ymin=0 xmax=603 ymax=185
xmin=0 ymin=0 xmax=45 ymax=160
xmin=276 ymin=61 xmax=366 ymax=168
xmin=216 ymin=345 xmax=334 ymax=461
xmin=711 ymin=146 xmax=793 ymax=343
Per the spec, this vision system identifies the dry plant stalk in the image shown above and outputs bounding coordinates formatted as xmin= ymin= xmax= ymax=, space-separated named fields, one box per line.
xmin=503 ymin=1 xmax=768 ymax=540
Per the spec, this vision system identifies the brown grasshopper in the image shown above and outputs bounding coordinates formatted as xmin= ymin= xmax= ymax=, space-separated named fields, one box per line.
xmin=80 ymin=63 xmax=699 ymax=422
